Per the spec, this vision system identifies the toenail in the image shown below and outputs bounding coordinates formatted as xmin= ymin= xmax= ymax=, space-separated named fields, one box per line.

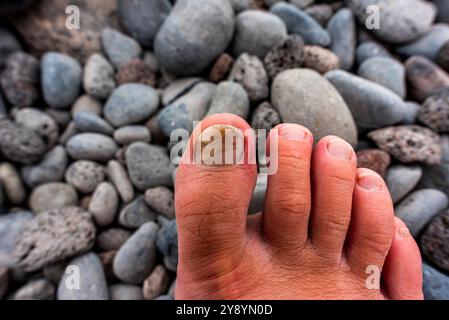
xmin=327 ymin=138 xmax=353 ymax=160
xmin=195 ymin=124 xmax=245 ymax=165
xmin=357 ymin=173 xmax=383 ymax=191
xmin=398 ymin=227 xmax=410 ymax=238
xmin=278 ymin=124 xmax=307 ymax=141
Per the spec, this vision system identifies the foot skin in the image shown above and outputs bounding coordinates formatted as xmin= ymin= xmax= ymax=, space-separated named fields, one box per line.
xmin=175 ymin=114 xmax=423 ymax=300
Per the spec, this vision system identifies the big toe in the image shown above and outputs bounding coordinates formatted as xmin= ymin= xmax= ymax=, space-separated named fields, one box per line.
xmin=175 ymin=114 xmax=257 ymax=282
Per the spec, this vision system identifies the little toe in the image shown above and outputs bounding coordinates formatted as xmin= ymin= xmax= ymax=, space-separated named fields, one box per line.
xmin=309 ymin=136 xmax=357 ymax=260
xmin=345 ymin=168 xmax=395 ymax=276
xmin=175 ymin=113 xmax=258 ymax=280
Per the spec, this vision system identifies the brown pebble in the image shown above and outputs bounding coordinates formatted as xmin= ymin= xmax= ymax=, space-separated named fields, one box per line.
xmin=115 ymin=59 xmax=157 ymax=87
xmin=356 ymin=149 xmax=391 ymax=177
xmin=99 ymin=250 xmax=118 ymax=281
xmin=303 ymin=45 xmax=340 ymax=75
xmin=209 ymin=53 xmax=234 ymax=83
xmin=143 ymin=265 xmax=170 ymax=300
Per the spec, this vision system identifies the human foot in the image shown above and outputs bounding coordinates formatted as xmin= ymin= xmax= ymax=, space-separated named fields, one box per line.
xmin=174 ymin=113 xmax=423 ymax=300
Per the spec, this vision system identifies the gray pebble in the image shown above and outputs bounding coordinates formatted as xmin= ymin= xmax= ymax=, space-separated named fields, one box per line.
xmin=232 ymin=10 xmax=287 ymax=59
xmin=71 ymin=95 xmax=102 ymax=116
xmin=144 ymin=187 xmax=175 ymax=219
xmin=420 ymin=162 xmax=449 ymax=197
xmin=397 ymin=24 xmax=449 ymax=61
xmin=65 ymin=160 xmax=105 ymax=194
xmin=271 ymin=2 xmax=331 ymax=47
xmin=325 ymin=70 xmax=406 ymax=131
xmin=45 ymin=109 xmax=71 ymax=127
xmin=74 ymin=112 xmax=114 ymax=135
xmin=67 ymin=133 xmax=118 ymax=162
xmin=327 ymin=8 xmax=356 ymax=71
xmin=14 ymin=108 xmax=59 ymax=148
xmin=114 ymin=126 xmax=151 ymax=145
xmin=110 ymin=284 xmax=144 ymax=300
xmin=305 ymin=4 xmax=333 ymax=26
xmin=0 ymin=211 xmax=33 ymax=267
xmin=228 ymin=53 xmax=269 ymax=102
xmin=401 ymin=101 xmax=421 ymax=125
xmin=117 ymin=0 xmax=171 ymax=47
xmin=29 ymin=182 xmax=78 ymax=213
xmin=206 ymin=81 xmax=250 ymax=119
xmin=13 ymin=207 xmax=96 ymax=272
xmin=419 ymin=90 xmax=449 ymax=132
xmin=423 ymin=263 xmax=449 ymax=300
xmin=156 ymin=220 xmax=178 ymax=271
xmin=357 ymin=57 xmax=406 ymax=98
xmin=102 ymin=28 xmax=142 ymax=69
xmin=251 ymin=101 xmax=281 ymax=132
xmin=385 ymin=165 xmax=422 ymax=204
xmin=154 ymin=0 xmax=234 ymax=76
xmin=104 ymin=84 xmax=159 ymax=127
xmin=83 ymin=53 xmax=116 ymax=100
xmin=59 ymin=121 xmax=78 ymax=145
xmin=10 ymin=279 xmax=55 ymax=300
xmin=57 ymin=252 xmax=108 ymax=300
xmin=41 ymin=52 xmax=82 ymax=109
xmin=89 ymin=182 xmax=118 ymax=227
xmin=395 ymin=189 xmax=448 ymax=237
xmin=272 ymin=69 xmax=358 ymax=146
xmin=107 ymin=160 xmax=135 ymax=203
xmin=435 ymin=0 xmax=449 ymax=23
xmin=0 ymin=27 xmax=21 ymax=68
xmin=356 ymin=41 xmax=391 ymax=66
xmin=113 ymin=222 xmax=159 ymax=284
xmin=119 ymin=196 xmax=157 ymax=229
xmin=96 ymin=228 xmax=132 ymax=252
xmin=162 ymin=77 xmax=202 ymax=106
xmin=157 ymin=82 xmax=216 ymax=136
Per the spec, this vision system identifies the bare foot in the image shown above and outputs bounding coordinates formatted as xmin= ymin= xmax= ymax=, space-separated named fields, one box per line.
xmin=175 ymin=113 xmax=423 ymax=300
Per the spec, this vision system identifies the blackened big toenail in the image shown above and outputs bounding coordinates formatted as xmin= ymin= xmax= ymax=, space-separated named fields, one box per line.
xmin=357 ymin=173 xmax=383 ymax=191
xmin=327 ymin=138 xmax=353 ymax=160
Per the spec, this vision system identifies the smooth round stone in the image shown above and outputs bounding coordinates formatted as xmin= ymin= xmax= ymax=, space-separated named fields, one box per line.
xmin=58 ymin=252 xmax=108 ymax=300
xmin=206 ymin=81 xmax=250 ymax=119
xmin=397 ymin=24 xmax=449 ymax=61
xmin=368 ymin=125 xmax=442 ymax=165
xmin=420 ymin=162 xmax=449 ymax=197
xmin=395 ymin=189 xmax=448 ymax=237
xmin=13 ymin=207 xmax=96 ymax=272
xmin=305 ymin=4 xmax=333 ymax=26
xmin=421 ymin=210 xmax=449 ymax=272
xmin=29 ymin=183 xmax=78 ymax=213
xmin=228 ymin=53 xmax=269 ymax=102
xmin=41 ymin=52 xmax=82 ymax=109
xmin=89 ymin=182 xmax=118 ymax=227
xmin=349 ymin=0 xmax=436 ymax=44
xmin=0 ymin=119 xmax=47 ymax=164
xmin=117 ymin=0 xmax=171 ymax=47
xmin=251 ymin=101 xmax=281 ymax=132
xmin=74 ymin=112 xmax=114 ymax=135
xmin=154 ymin=0 xmax=235 ymax=76
xmin=419 ymin=90 xmax=449 ymax=132
xmin=110 ymin=284 xmax=144 ymax=300
xmin=325 ymin=70 xmax=406 ymax=131
xmin=0 ymin=163 xmax=26 ymax=205
xmin=0 ymin=27 xmax=22 ymax=68
xmin=271 ymin=2 xmax=331 ymax=47
xmin=157 ymin=82 xmax=216 ymax=136
xmin=232 ymin=10 xmax=287 ymax=59
xmin=264 ymin=35 xmax=305 ymax=79
xmin=14 ymin=108 xmax=59 ymax=148
xmin=66 ymin=133 xmax=118 ymax=162
xmin=272 ymin=69 xmax=357 ymax=146
xmin=162 ymin=77 xmax=202 ymax=105
xmin=327 ymin=8 xmax=355 ymax=71
xmin=65 ymin=160 xmax=105 ymax=194
xmin=107 ymin=160 xmax=135 ymax=203
xmin=405 ymin=56 xmax=449 ymax=102
xmin=386 ymin=165 xmax=422 ymax=204
xmin=113 ymin=222 xmax=159 ymax=284
xmin=83 ymin=53 xmax=115 ymax=100
xmin=101 ymin=28 xmax=142 ymax=69
xmin=303 ymin=45 xmax=340 ymax=75
xmin=104 ymin=84 xmax=159 ymax=127
xmin=357 ymin=57 xmax=406 ymax=98
xmin=0 ymin=211 xmax=33 ymax=267
xmin=143 ymin=265 xmax=170 ymax=300
xmin=45 ymin=109 xmax=71 ymax=128
xmin=156 ymin=220 xmax=178 ymax=269
xmin=356 ymin=149 xmax=391 ymax=177
xmin=10 ymin=278 xmax=55 ymax=300
xmin=423 ymin=263 xmax=449 ymax=300
xmin=356 ymin=41 xmax=391 ymax=66
xmin=144 ymin=187 xmax=175 ymax=219
xmin=401 ymin=101 xmax=421 ymax=125
xmin=22 ymin=146 xmax=68 ymax=188
xmin=119 ymin=196 xmax=157 ymax=229
xmin=71 ymin=95 xmax=102 ymax=116
xmin=0 ymin=52 xmax=39 ymax=108
xmin=114 ymin=126 xmax=151 ymax=145
xmin=96 ymin=228 xmax=132 ymax=252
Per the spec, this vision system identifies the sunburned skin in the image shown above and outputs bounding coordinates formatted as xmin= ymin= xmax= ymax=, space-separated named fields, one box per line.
xmin=174 ymin=113 xmax=423 ymax=300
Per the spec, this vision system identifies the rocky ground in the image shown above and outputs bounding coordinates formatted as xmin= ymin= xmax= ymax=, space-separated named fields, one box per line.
xmin=1 ymin=0 xmax=449 ymax=300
